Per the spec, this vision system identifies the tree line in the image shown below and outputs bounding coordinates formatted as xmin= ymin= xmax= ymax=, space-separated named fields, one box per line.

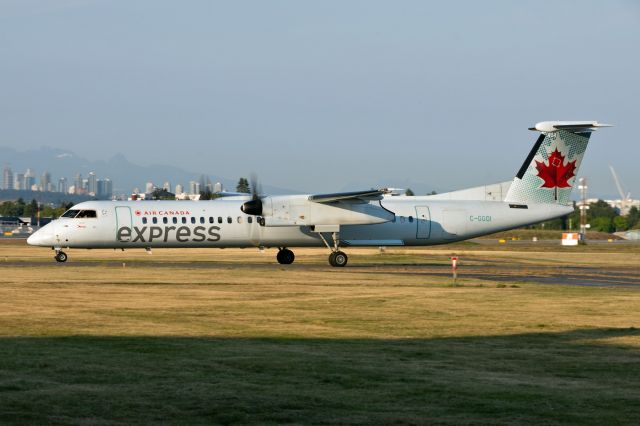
xmin=0 ymin=198 xmax=71 ymax=218
xmin=530 ymin=201 xmax=639 ymax=233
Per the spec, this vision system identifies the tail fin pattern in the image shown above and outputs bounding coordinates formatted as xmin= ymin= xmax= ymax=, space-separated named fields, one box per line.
xmin=505 ymin=121 xmax=609 ymax=205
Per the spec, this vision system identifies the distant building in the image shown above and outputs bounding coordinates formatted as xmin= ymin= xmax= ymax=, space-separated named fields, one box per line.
xmin=74 ymin=173 xmax=83 ymax=194
xmin=24 ymin=169 xmax=36 ymax=191
xmin=14 ymin=173 xmax=25 ymax=190
xmin=188 ymin=181 xmax=200 ymax=195
xmin=40 ymin=171 xmax=51 ymax=192
xmin=88 ymin=172 xmax=97 ymax=196
xmin=213 ymin=182 xmax=223 ymax=193
xmin=163 ymin=181 xmax=171 ymax=193
xmin=145 ymin=182 xmax=154 ymax=194
xmin=96 ymin=178 xmax=113 ymax=199
xmin=2 ymin=166 xmax=13 ymax=190
xmin=175 ymin=184 xmax=183 ymax=194
xmin=587 ymin=198 xmax=640 ymax=216
xmin=58 ymin=177 xmax=68 ymax=194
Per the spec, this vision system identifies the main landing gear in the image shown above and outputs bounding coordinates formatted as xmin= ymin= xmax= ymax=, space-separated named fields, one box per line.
xmin=54 ymin=250 xmax=68 ymax=263
xmin=276 ymin=248 xmax=295 ymax=265
xmin=318 ymin=230 xmax=348 ymax=267
xmin=328 ymin=250 xmax=348 ymax=267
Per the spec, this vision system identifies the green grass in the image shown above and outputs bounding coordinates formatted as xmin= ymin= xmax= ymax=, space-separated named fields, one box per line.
xmin=1 ymin=329 xmax=639 ymax=425
xmin=0 ymin=243 xmax=639 ymax=424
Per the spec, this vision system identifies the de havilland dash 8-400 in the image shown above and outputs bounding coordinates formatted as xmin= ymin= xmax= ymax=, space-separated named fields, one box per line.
xmin=28 ymin=120 xmax=610 ymax=267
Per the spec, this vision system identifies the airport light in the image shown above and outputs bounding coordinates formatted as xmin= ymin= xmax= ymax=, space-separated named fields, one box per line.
xmin=578 ymin=177 xmax=588 ymax=241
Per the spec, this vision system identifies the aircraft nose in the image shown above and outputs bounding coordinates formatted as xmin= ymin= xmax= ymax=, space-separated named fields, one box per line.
xmin=27 ymin=224 xmax=55 ymax=246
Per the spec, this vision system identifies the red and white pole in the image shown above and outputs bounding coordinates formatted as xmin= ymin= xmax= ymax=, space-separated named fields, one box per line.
xmin=451 ymin=256 xmax=458 ymax=284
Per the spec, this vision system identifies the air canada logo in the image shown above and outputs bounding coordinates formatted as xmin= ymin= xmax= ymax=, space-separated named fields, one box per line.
xmin=135 ymin=210 xmax=142 ymax=216
xmin=535 ymin=148 xmax=576 ymax=189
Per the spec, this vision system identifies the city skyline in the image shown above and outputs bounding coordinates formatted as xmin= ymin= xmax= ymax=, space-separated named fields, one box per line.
xmin=2 ymin=165 xmax=113 ymax=199
xmin=2 ymin=163 xmax=231 ymax=200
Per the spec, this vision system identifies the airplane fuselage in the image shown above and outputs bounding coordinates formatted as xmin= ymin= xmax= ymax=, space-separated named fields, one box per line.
xmin=29 ymin=197 xmax=572 ymax=250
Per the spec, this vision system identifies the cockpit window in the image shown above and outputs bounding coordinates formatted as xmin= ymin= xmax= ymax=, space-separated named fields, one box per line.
xmin=76 ymin=210 xmax=97 ymax=218
xmin=61 ymin=209 xmax=80 ymax=218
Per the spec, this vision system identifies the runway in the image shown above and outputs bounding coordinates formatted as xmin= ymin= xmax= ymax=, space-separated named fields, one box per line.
xmin=3 ymin=258 xmax=639 ymax=288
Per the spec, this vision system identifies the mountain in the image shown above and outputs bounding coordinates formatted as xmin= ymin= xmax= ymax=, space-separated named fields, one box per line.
xmin=0 ymin=146 xmax=292 ymax=195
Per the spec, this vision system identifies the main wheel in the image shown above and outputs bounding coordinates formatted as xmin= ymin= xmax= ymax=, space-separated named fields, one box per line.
xmin=276 ymin=248 xmax=295 ymax=265
xmin=55 ymin=251 xmax=68 ymax=263
xmin=328 ymin=251 xmax=348 ymax=267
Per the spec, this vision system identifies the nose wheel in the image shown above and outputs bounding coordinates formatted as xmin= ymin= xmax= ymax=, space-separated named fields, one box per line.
xmin=276 ymin=248 xmax=295 ymax=265
xmin=54 ymin=251 xmax=68 ymax=263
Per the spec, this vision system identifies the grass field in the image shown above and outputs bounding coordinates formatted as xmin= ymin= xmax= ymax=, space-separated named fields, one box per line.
xmin=1 ymin=241 xmax=639 ymax=425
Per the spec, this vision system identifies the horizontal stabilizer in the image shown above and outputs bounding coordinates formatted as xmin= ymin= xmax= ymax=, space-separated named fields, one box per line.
xmin=308 ymin=189 xmax=384 ymax=203
xmin=529 ymin=121 xmax=612 ymax=133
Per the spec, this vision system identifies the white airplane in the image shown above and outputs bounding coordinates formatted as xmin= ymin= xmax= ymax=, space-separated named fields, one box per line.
xmin=28 ymin=120 xmax=610 ymax=266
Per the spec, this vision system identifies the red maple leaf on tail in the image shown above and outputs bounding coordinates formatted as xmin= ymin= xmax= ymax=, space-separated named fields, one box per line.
xmin=535 ymin=148 xmax=576 ymax=188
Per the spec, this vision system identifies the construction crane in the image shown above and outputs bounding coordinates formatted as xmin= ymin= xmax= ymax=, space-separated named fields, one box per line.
xmin=609 ymin=165 xmax=632 ymax=215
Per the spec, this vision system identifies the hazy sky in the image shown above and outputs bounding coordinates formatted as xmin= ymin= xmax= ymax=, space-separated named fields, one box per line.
xmin=1 ymin=0 xmax=639 ymax=196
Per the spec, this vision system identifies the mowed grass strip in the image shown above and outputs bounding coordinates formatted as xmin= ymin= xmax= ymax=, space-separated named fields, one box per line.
xmin=0 ymin=242 xmax=639 ymax=424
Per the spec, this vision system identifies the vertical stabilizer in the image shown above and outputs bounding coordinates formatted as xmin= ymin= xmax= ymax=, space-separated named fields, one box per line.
xmin=504 ymin=121 xmax=610 ymax=205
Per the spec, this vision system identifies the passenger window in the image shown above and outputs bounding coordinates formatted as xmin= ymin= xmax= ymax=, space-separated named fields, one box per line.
xmin=191 ymin=217 xmax=196 ymax=224
xmin=200 ymin=217 xmax=205 ymax=224
xmin=237 ymin=217 xmax=243 ymax=224
xmin=182 ymin=217 xmax=187 ymax=224
xmin=61 ymin=209 xmax=80 ymax=218
xmin=163 ymin=217 xmax=168 ymax=224
xmin=142 ymin=217 xmax=147 ymax=224
xmin=152 ymin=217 xmax=158 ymax=224
xmin=76 ymin=210 xmax=97 ymax=218
xmin=218 ymin=217 xmax=223 ymax=224
xmin=227 ymin=217 xmax=232 ymax=224
xmin=209 ymin=217 xmax=214 ymax=224
xmin=400 ymin=217 xmax=405 ymax=223
xmin=408 ymin=216 xmax=414 ymax=223
xmin=248 ymin=216 xmax=253 ymax=224
xmin=173 ymin=217 xmax=177 ymax=224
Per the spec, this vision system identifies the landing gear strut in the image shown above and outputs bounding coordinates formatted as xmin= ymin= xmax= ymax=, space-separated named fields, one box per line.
xmin=318 ymin=231 xmax=348 ymax=267
xmin=276 ymin=248 xmax=295 ymax=265
xmin=54 ymin=250 xmax=68 ymax=263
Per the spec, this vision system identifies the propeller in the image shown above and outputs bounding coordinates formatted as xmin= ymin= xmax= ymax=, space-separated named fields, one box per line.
xmin=240 ymin=173 xmax=263 ymax=215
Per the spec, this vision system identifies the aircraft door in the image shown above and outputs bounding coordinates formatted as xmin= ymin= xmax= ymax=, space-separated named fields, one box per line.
xmin=115 ymin=206 xmax=132 ymax=242
xmin=416 ymin=206 xmax=431 ymax=239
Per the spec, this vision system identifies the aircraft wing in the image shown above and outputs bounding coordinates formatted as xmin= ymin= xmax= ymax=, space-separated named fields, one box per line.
xmin=308 ymin=189 xmax=384 ymax=203
xmin=215 ymin=191 xmax=250 ymax=198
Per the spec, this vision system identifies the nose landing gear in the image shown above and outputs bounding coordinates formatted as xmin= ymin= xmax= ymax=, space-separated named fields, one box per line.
xmin=54 ymin=250 xmax=68 ymax=263
xmin=276 ymin=248 xmax=295 ymax=264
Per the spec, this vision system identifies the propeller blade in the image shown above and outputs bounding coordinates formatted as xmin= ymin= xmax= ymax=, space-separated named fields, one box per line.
xmin=250 ymin=173 xmax=260 ymax=200
xmin=241 ymin=173 xmax=263 ymax=215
